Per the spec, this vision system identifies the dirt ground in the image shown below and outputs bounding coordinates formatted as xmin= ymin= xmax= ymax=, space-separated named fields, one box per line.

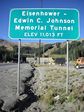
xmin=0 ymin=63 xmax=38 ymax=112
xmin=34 ymin=64 xmax=84 ymax=112
xmin=0 ymin=63 xmax=84 ymax=112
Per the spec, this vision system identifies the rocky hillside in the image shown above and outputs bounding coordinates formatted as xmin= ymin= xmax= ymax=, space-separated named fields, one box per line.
xmin=0 ymin=39 xmax=47 ymax=50
xmin=0 ymin=39 xmax=15 ymax=51
xmin=0 ymin=38 xmax=84 ymax=58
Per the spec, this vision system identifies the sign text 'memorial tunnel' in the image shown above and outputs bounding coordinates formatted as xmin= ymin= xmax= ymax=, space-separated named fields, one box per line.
xmin=9 ymin=8 xmax=80 ymax=40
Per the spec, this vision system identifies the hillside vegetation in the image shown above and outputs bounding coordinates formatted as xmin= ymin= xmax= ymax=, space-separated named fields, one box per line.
xmin=0 ymin=39 xmax=53 ymax=62
xmin=0 ymin=39 xmax=84 ymax=62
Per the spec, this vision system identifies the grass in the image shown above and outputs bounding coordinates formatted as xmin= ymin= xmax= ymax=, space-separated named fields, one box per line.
xmin=70 ymin=71 xmax=80 ymax=77
xmin=37 ymin=65 xmax=84 ymax=111
xmin=50 ymin=54 xmax=66 ymax=59
xmin=67 ymin=94 xmax=77 ymax=102
xmin=34 ymin=64 xmax=49 ymax=67
xmin=40 ymin=87 xmax=56 ymax=105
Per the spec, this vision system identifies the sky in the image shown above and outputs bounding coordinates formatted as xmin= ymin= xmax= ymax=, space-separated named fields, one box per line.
xmin=0 ymin=0 xmax=84 ymax=43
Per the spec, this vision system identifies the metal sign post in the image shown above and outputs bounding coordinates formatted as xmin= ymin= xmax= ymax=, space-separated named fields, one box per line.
xmin=43 ymin=43 xmax=44 ymax=64
xmin=17 ymin=39 xmax=21 ymax=96
xmin=66 ymin=40 xmax=69 ymax=94
xmin=39 ymin=39 xmax=41 ymax=64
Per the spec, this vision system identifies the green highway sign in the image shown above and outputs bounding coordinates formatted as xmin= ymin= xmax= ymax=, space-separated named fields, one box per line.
xmin=9 ymin=8 xmax=80 ymax=40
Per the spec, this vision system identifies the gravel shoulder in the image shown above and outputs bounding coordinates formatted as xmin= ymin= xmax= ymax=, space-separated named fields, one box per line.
xmin=0 ymin=64 xmax=33 ymax=100
xmin=0 ymin=63 xmax=84 ymax=112
xmin=0 ymin=63 xmax=39 ymax=112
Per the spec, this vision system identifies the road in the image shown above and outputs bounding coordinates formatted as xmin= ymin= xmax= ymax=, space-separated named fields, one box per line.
xmin=0 ymin=63 xmax=17 ymax=66
xmin=0 ymin=63 xmax=33 ymax=100
xmin=0 ymin=63 xmax=18 ymax=69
